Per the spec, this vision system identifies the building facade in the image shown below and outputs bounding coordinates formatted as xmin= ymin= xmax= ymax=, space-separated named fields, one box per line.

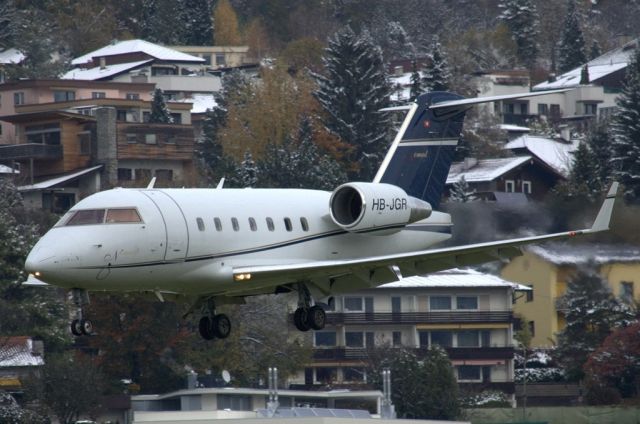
xmin=502 ymin=244 xmax=640 ymax=347
xmin=289 ymin=269 xmax=527 ymax=398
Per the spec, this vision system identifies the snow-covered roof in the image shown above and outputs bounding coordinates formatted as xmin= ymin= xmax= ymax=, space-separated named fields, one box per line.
xmin=504 ymin=135 xmax=578 ymax=176
xmin=61 ymin=59 xmax=153 ymax=80
xmin=446 ymin=156 xmax=532 ymax=184
xmin=500 ymin=124 xmax=530 ymax=132
xmin=0 ymin=164 xmax=19 ymax=174
xmin=527 ymin=243 xmax=640 ymax=265
xmin=534 ymin=39 xmax=637 ymax=91
xmin=0 ymin=48 xmax=25 ymax=64
xmin=18 ymin=165 xmax=102 ymax=191
xmin=379 ymin=268 xmax=529 ymax=290
xmin=72 ymin=39 xmax=205 ymax=65
xmin=0 ymin=337 xmax=44 ymax=368
xmin=175 ymin=93 xmax=218 ymax=114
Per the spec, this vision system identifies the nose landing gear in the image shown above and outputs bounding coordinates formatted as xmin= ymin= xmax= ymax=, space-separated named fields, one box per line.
xmin=70 ymin=288 xmax=92 ymax=336
xmin=292 ymin=283 xmax=326 ymax=332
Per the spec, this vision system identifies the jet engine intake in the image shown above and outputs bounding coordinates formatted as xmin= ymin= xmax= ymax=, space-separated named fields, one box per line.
xmin=329 ymin=182 xmax=432 ymax=234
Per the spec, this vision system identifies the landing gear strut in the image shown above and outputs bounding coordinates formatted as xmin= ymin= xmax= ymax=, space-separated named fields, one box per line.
xmin=198 ymin=298 xmax=231 ymax=340
xmin=70 ymin=288 xmax=92 ymax=336
xmin=293 ymin=283 xmax=326 ymax=332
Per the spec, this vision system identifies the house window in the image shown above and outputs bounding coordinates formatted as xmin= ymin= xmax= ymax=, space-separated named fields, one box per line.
xmin=419 ymin=331 xmax=429 ymax=347
xmin=155 ymin=169 xmax=173 ymax=181
xmin=344 ymin=297 xmax=363 ymax=312
xmin=343 ymin=367 xmax=365 ymax=382
xmin=196 ymin=218 xmax=205 ymax=231
xmin=505 ymin=180 xmax=515 ymax=192
xmin=457 ymin=365 xmax=482 ymax=382
xmin=53 ymin=91 xmax=75 ymax=102
xmin=550 ymin=104 xmax=561 ymax=117
xmin=217 ymin=394 xmax=251 ymax=411
xmin=25 ymin=123 xmax=61 ymax=145
xmin=528 ymin=321 xmax=536 ymax=337
xmin=537 ymin=103 xmax=548 ymax=115
xmin=13 ymin=92 xmax=24 ymax=105
xmin=456 ymin=296 xmax=478 ymax=310
xmin=392 ymin=331 xmax=402 ymax=346
xmin=170 ymin=113 xmax=182 ymax=124
xmin=430 ymin=331 xmax=453 ymax=348
xmin=391 ymin=296 xmax=401 ymax=313
xmin=135 ymin=168 xmax=152 ymax=181
xmin=584 ymin=103 xmax=597 ymax=115
xmin=526 ymin=285 xmax=534 ymax=302
xmin=314 ymin=331 xmax=336 ymax=347
xmin=151 ymin=66 xmax=177 ymax=76
xmin=457 ymin=330 xmax=480 ymax=347
xmin=145 ymin=134 xmax=157 ymax=144
xmin=126 ymin=133 xmax=137 ymax=143
xmin=77 ymin=131 xmax=91 ymax=154
xmin=430 ymin=296 xmax=451 ymax=310
xmin=345 ymin=332 xmax=364 ymax=347
xmin=117 ymin=168 xmax=133 ymax=181
xmin=621 ymin=281 xmax=634 ymax=302
xmin=215 ymin=53 xmax=226 ymax=66
xmin=117 ymin=109 xmax=128 ymax=121
xmin=522 ymin=180 xmax=532 ymax=194
xmin=201 ymin=54 xmax=212 ymax=65
xmin=214 ymin=217 xmax=222 ymax=231
xmin=92 ymin=91 xmax=106 ymax=99
xmin=126 ymin=93 xmax=140 ymax=100
xmin=365 ymin=331 xmax=374 ymax=347
xmin=315 ymin=367 xmax=337 ymax=384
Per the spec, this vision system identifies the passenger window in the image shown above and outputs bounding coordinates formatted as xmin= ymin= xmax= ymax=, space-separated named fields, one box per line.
xmin=66 ymin=209 xmax=105 ymax=226
xmin=249 ymin=217 xmax=257 ymax=231
xmin=300 ymin=217 xmax=309 ymax=231
xmin=196 ymin=217 xmax=205 ymax=231
xmin=106 ymin=208 xmax=142 ymax=223
xmin=284 ymin=217 xmax=292 ymax=232
xmin=214 ymin=217 xmax=222 ymax=231
xmin=231 ymin=217 xmax=239 ymax=231
xmin=266 ymin=217 xmax=275 ymax=231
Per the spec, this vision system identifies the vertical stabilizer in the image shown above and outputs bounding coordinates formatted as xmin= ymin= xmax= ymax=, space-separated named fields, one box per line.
xmin=374 ymin=92 xmax=467 ymax=209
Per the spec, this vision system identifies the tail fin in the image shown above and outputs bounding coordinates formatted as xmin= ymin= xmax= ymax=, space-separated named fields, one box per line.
xmin=374 ymin=91 xmax=467 ymax=209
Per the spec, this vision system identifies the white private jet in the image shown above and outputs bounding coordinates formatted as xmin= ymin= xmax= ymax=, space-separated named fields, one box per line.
xmin=24 ymin=90 xmax=617 ymax=340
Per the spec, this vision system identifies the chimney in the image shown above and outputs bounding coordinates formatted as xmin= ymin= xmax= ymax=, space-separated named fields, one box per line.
xmin=186 ymin=371 xmax=198 ymax=389
xmin=99 ymin=57 xmax=106 ymax=69
xmin=463 ymin=157 xmax=478 ymax=170
xmin=95 ymin=107 xmax=118 ymax=189
xmin=394 ymin=65 xmax=404 ymax=76
xmin=559 ymin=125 xmax=571 ymax=142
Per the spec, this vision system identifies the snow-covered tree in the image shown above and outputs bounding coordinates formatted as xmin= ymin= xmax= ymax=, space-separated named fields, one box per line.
xmin=586 ymin=121 xmax=613 ymax=190
xmin=557 ymin=0 xmax=587 ymax=74
xmin=181 ymin=0 xmax=214 ymax=46
xmin=409 ymin=59 xmax=423 ymax=101
xmin=422 ymin=36 xmax=452 ymax=92
xmin=0 ymin=391 xmax=46 ymax=424
xmin=148 ymin=88 xmax=173 ymax=124
xmin=0 ymin=0 xmax=19 ymax=48
xmin=554 ymin=265 xmax=636 ymax=381
xmin=611 ymin=44 xmax=640 ymax=203
xmin=141 ymin=0 xmax=186 ymax=45
xmin=314 ymin=25 xmax=392 ymax=181
xmin=589 ymin=40 xmax=602 ymax=60
xmin=584 ymin=322 xmax=640 ymax=400
xmin=449 ymin=176 xmax=478 ymax=202
xmin=196 ymin=107 xmax=229 ymax=185
xmin=237 ymin=150 xmax=258 ymax=188
xmin=498 ymin=0 xmax=540 ymax=69
xmin=563 ymin=141 xmax=600 ymax=198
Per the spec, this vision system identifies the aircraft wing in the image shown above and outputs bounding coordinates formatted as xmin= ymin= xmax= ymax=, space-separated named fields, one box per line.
xmin=229 ymin=183 xmax=617 ymax=295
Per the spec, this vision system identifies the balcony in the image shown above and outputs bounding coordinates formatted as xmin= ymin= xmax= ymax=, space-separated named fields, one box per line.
xmin=312 ymin=346 xmax=515 ymax=361
xmin=0 ymin=143 xmax=62 ymax=160
xmin=501 ymin=113 xmax=537 ymax=126
xmin=324 ymin=311 xmax=513 ymax=325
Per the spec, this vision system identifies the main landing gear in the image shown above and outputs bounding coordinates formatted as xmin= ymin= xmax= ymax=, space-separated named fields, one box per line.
xmin=293 ymin=283 xmax=326 ymax=332
xmin=198 ymin=299 xmax=231 ymax=340
xmin=70 ymin=288 xmax=92 ymax=336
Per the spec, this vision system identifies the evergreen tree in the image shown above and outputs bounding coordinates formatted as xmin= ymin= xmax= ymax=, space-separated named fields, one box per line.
xmin=409 ymin=59 xmax=423 ymax=101
xmin=237 ymin=150 xmax=258 ymax=188
xmin=367 ymin=346 xmax=460 ymax=420
xmin=422 ymin=36 xmax=452 ymax=92
xmin=195 ymin=106 xmax=229 ymax=185
xmin=589 ymin=40 xmax=602 ymax=60
xmin=314 ymin=25 xmax=392 ymax=181
xmin=587 ymin=120 xmax=613 ymax=189
xmin=565 ymin=141 xmax=599 ymax=198
xmin=181 ymin=0 xmax=214 ymax=46
xmin=141 ymin=0 xmax=186 ymax=45
xmin=498 ymin=0 xmax=540 ymax=69
xmin=0 ymin=0 xmax=19 ymax=49
xmin=449 ymin=176 xmax=478 ymax=202
xmin=557 ymin=0 xmax=587 ymax=74
xmin=148 ymin=88 xmax=173 ymax=124
xmin=611 ymin=44 xmax=640 ymax=203
xmin=580 ymin=64 xmax=590 ymax=84
xmin=555 ymin=264 xmax=635 ymax=381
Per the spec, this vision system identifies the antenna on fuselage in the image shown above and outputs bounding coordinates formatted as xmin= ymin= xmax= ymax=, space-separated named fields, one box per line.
xmin=216 ymin=178 xmax=225 ymax=189
xmin=147 ymin=177 xmax=157 ymax=189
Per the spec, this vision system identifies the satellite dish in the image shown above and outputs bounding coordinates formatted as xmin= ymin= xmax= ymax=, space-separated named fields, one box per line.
xmin=222 ymin=370 xmax=231 ymax=383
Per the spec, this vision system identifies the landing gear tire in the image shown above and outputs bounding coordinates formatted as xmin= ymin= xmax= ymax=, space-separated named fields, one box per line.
xmin=308 ymin=305 xmax=326 ymax=330
xmin=199 ymin=316 xmax=216 ymax=340
xmin=293 ymin=308 xmax=311 ymax=332
xmin=70 ymin=319 xmax=92 ymax=336
xmin=212 ymin=314 xmax=231 ymax=339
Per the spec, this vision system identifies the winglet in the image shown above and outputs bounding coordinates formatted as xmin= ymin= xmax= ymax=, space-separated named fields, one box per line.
xmin=589 ymin=182 xmax=618 ymax=233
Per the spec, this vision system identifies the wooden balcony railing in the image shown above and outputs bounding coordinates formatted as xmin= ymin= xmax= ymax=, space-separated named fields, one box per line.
xmin=312 ymin=346 xmax=515 ymax=361
xmin=323 ymin=310 xmax=513 ymax=325
xmin=0 ymin=143 xmax=62 ymax=160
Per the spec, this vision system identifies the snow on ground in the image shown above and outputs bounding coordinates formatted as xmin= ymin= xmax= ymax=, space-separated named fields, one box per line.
xmin=174 ymin=94 xmax=218 ymax=114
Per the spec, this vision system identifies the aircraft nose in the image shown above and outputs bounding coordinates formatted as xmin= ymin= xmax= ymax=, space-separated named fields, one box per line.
xmin=25 ymin=242 xmax=57 ymax=276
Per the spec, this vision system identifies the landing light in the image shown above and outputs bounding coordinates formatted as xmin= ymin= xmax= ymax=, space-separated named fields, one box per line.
xmin=34 ymin=272 xmax=41 ymax=277
xmin=234 ymin=273 xmax=252 ymax=281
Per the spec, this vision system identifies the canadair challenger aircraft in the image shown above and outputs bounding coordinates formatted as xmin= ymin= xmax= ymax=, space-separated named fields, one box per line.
xmin=24 ymin=90 xmax=617 ymax=340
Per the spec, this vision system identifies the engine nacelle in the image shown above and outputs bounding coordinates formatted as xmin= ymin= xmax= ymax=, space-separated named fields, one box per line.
xmin=329 ymin=182 xmax=432 ymax=234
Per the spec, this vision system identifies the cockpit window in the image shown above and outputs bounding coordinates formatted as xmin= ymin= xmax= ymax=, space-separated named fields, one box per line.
xmin=66 ymin=209 xmax=106 ymax=226
xmin=106 ymin=208 xmax=142 ymax=223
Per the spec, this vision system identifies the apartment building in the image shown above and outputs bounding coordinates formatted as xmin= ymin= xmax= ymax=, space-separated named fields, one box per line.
xmin=289 ymin=269 xmax=528 ymax=397
xmin=503 ymin=243 xmax=640 ymax=347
